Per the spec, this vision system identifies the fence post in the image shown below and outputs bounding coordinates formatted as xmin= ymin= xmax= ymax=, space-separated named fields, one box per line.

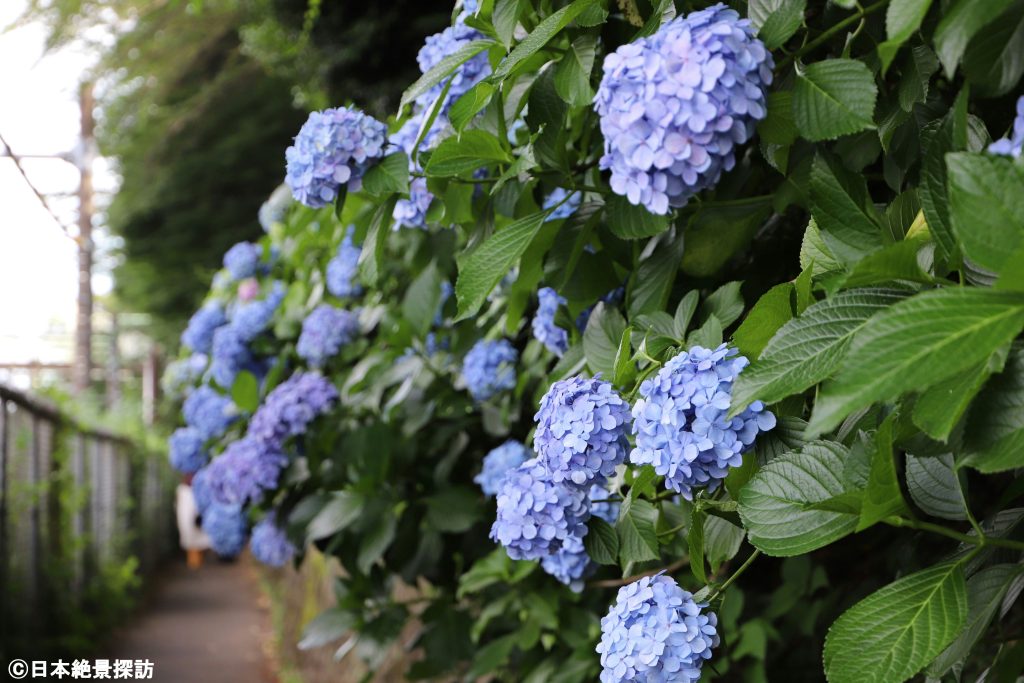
xmin=0 ymin=397 xmax=8 ymax=643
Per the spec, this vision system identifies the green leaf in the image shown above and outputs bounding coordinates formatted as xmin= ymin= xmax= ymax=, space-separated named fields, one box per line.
xmin=449 ymin=82 xmax=496 ymax=133
xmin=877 ymin=0 xmax=933 ymax=70
xmin=912 ymin=349 xmax=1003 ymax=442
xmin=230 ymin=370 xmax=259 ymax=412
xmin=703 ymin=515 xmax=745 ymax=570
xmin=688 ymin=508 xmax=707 ymax=583
xmin=701 ymin=281 xmax=745 ymax=329
xmin=808 ymin=288 xmax=1024 ymax=438
xmin=455 ymin=210 xmax=547 ymax=320
xmin=793 ymin=59 xmax=878 ymax=142
xmin=628 ymin=230 xmax=685 ymax=317
xmin=748 ymin=0 xmax=806 ymax=49
xmin=934 ymin=0 xmax=1015 ymax=78
xmin=823 ymin=563 xmax=968 ymax=683
xmin=927 ymin=564 xmax=1024 ymax=677
xmin=583 ymin=302 xmax=628 ymax=378
xmin=837 ymin=237 xmax=932 ymax=290
xmin=919 ymin=107 xmax=964 ymax=262
xmin=362 ymin=152 xmax=410 ymax=196
xmin=613 ymin=326 xmax=637 ymax=388
xmin=492 ymin=0 xmax=597 ymax=80
xmin=298 ymin=608 xmax=355 ymax=650
xmin=809 ymin=154 xmax=884 ymax=264
xmin=673 ymin=291 xmax=700 ymax=339
xmin=733 ymin=283 xmax=795 ymax=359
xmin=425 ymin=129 xmax=511 ymax=177
xmin=688 ymin=313 xmax=723 ymax=350
xmin=606 ymin=194 xmax=670 ymax=240
xmin=857 ymin=414 xmax=908 ymax=531
xmin=963 ymin=2 xmax=1024 ymax=97
xmin=553 ymin=34 xmax=597 ymax=108
xmin=584 ymin=517 xmax=620 ymax=565
xmin=898 ymin=45 xmax=939 ymax=112
xmin=680 ymin=199 xmax=773 ymax=277
xmin=738 ymin=440 xmax=859 ymax=556
xmin=962 ymin=345 xmax=1024 ymax=473
xmin=729 ymin=288 xmax=907 ymax=417
xmin=401 ymin=39 xmax=496 ymax=110
xmin=799 ymin=218 xmax=842 ymax=276
xmin=905 ymin=453 xmax=967 ymax=521
xmin=357 ymin=508 xmax=397 ymax=573
xmin=402 ymin=263 xmax=444 ymax=336
xmin=492 ymin=0 xmax=523 ymax=49
xmin=947 ymin=152 xmax=1024 ymax=275
xmin=616 ymin=497 xmax=660 ymax=566
xmin=426 ymin=487 xmax=481 ymax=533
xmin=307 ymin=491 xmax=364 ymax=541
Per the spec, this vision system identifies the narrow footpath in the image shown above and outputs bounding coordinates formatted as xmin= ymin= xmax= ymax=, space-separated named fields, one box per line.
xmin=109 ymin=555 xmax=276 ymax=683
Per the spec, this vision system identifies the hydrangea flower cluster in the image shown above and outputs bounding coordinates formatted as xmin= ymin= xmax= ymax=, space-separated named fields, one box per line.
xmin=238 ymin=278 xmax=260 ymax=302
xmin=597 ymin=574 xmax=719 ymax=683
xmin=285 ymin=106 xmax=388 ymax=208
xmin=534 ymin=375 xmax=631 ymax=487
xmin=169 ymin=427 xmax=207 ymax=474
xmin=205 ymin=437 xmax=288 ymax=505
xmin=540 ymin=483 xmax=620 ymax=591
xmin=532 ymin=287 xmax=569 ymax=357
xmin=210 ymin=326 xmax=254 ymax=389
xmin=201 ymin=502 xmax=249 ymax=558
xmin=181 ymin=303 xmax=227 ymax=354
xmin=161 ymin=353 xmax=207 ymax=397
xmin=989 ymin=96 xmax=1024 ymax=158
xmin=250 ymin=516 xmax=297 ymax=567
xmin=326 ymin=226 xmax=363 ymax=298
xmin=593 ymin=4 xmax=772 ymax=214
xmin=489 ymin=458 xmax=591 ymax=560
xmin=231 ymin=282 xmax=285 ymax=342
xmin=192 ymin=467 xmax=214 ymax=514
xmin=631 ymin=344 xmax=776 ymax=499
xmin=389 ymin=111 xmax=443 ymax=230
xmin=296 ymin=304 xmax=360 ymax=366
xmin=475 ymin=440 xmax=532 ymax=497
xmin=182 ymin=386 xmax=237 ymax=440
xmin=248 ymin=372 xmax=339 ymax=447
xmin=462 ymin=339 xmax=518 ymax=401
xmin=415 ymin=22 xmax=491 ymax=116
xmin=543 ymin=188 xmax=582 ymax=222
xmin=223 ymin=242 xmax=261 ymax=281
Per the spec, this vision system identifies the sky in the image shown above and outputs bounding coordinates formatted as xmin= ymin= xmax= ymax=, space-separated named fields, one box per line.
xmin=0 ymin=0 xmax=118 ymax=366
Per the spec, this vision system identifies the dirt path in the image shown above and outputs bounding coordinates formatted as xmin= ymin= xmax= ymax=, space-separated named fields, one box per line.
xmin=108 ymin=555 xmax=276 ymax=683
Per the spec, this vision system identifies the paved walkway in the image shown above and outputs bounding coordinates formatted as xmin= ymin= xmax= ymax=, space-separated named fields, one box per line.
xmin=109 ymin=555 xmax=276 ymax=683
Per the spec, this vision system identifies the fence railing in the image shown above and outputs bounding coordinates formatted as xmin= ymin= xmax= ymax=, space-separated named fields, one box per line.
xmin=0 ymin=383 xmax=174 ymax=657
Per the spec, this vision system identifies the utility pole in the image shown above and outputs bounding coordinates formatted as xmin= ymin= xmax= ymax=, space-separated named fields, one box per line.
xmin=73 ymin=82 xmax=95 ymax=394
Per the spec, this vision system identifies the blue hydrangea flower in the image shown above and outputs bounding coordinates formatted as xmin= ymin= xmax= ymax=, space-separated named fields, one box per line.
xmin=297 ymin=304 xmax=360 ymax=367
xmin=594 ymin=4 xmax=772 ymax=214
xmin=416 ymin=23 xmax=492 ymax=115
xmin=162 ymin=354 xmax=208 ymax=397
xmin=459 ymin=0 xmax=479 ymax=19
xmin=192 ymin=468 xmax=214 ymax=515
xmin=630 ymin=344 xmax=776 ymax=499
xmin=597 ymin=573 xmax=719 ymax=683
xmin=326 ymin=226 xmax=363 ymax=298
xmin=462 ymin=339 xmax=518 ymax=401
xmin=250 ymin=516 xmax=297 ymax=567
xmin=259 ymin=184 xmax=293 ymax=231
xmin=489 ymin=458 xmax=591 ymax=561
xmin=182 ymin=386 xmax=237 ymax=440
xmin=223 ymin=242 xmax=261 ymax=281
xmin=181 ymin=303 xmax=227 ymax=354
xmin=205 ymin=437 xmax=288 ymax=506
xmin=532 ymin=287 xmax=569 ymax=357
xmin=475 ymin=440 xmax=532 ymax=497
xmin=210 ymin=326 xmax=253 ymax=389
xmin=540 ymin=483 xmax=620 ymax=591
xmin=543 ymin=188 xmax=582 ymax=222
xmin=285 ymin=106 xmax=389 ymax=208
xmin=202 ymin=502 xmax=249 ymax=558
xmin=989 ymin=96 xmax=1024 ymax=158
xmin=389 ymin=113 xmax=442 ymax=230
xmin=169 ymin=427 xmax=208 ymax=474
xmin=231 ymin=282 xmax=285 ymax=342
xmin=534 ymin=375 xmax=631 ymax=487
xmin=588 ymin=482 xmax=621 ymax=525
xmin=248 ymin=372 xmax=339 ymax=447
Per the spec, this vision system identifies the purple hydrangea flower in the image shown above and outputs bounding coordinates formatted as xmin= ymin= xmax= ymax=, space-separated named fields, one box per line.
xmin=326 ymin=226 xmax=363 ymax=298
xmin=205 ymin=437 xmax=288 ymax=506
xmin=192 ymin=467 xmax=214 ymax=514
xmin=248 ymin=372 xmax=339 ymax=447
xmin=597 ymin=573 xmax=719 ymax=683
xmin=489 ymin=457 xmax=591 ymax=561
xmin=210 ymin=326 xmax=253 ymax=389
xmin=181 ymin=302 xmax=227 ymax=354
xmin=540 ymin=483 xmax=620 ymax=591
xmin=238 ymin=278 xmax=260 ymax=302
xmin=285 ymin=106 xmax=389 ymax=208
xmin=202 ymin=502 xmax=249 ymax=558
xmin=534 ymin=375 xmax=631 ymax=487
xmin=169 ymin=427 xmax=208 ymax=474
xmin=630 ymin=344 xmax=776 ymax=499
xmin=989 ymin=96 xmax=1024 ymax=158
xmin=462 ymin=339 xmax=518 ymax=401
xmin=543 ymin=188 xmax=582 ymax=222
xmin=297 ymin=304 xmax=360 ymax=367
xmin=475 ymin=440 xmax=532 ymax=497
xmin=223 ymin=242 xmax=261 ymax=281
xmin=182 ymin=386 xmax=237 ymax=440
xmin=231 ymin=281 xmax=285 ymax=342
xmin=532 ymin=287 xmax=569 ymax=357
xmin=594 ymin=4 xmax=772 ymax=214
xmin=250 ymin=515 xmax=297 ymax=567
xmin=415 ymin=23 xmax=492 ymax=115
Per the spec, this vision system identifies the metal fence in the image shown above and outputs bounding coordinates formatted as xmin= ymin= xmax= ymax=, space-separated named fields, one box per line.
xmin=0 ymin=383 xmax=174 ymax=657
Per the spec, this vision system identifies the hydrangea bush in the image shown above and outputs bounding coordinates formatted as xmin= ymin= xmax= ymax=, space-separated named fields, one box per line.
xmin=164 ymin=2 xmax=1024 ymax=680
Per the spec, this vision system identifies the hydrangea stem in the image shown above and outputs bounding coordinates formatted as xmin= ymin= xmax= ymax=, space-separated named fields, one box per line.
xmin=886 ymin=516 xmax=1024 ymax=552
xmin=708 ymin=549 xmax=761 ymax=602
xmin=776 ymin=0 xmax=888 ymax=70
